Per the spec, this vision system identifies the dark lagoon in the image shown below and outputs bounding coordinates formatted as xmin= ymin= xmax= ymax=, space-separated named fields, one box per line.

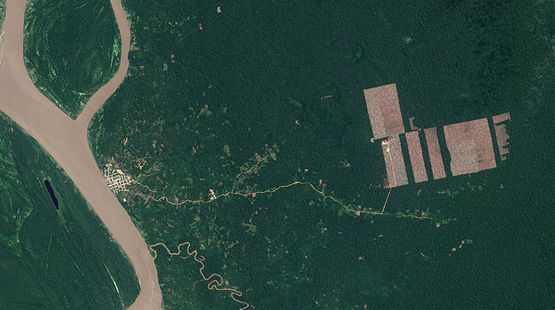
xmin=43 ymin=179 xmax=58 ymax=209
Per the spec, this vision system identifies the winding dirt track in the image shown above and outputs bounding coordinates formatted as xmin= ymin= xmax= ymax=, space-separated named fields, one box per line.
xmin=0 ymin=0 xmax=162 ymax=309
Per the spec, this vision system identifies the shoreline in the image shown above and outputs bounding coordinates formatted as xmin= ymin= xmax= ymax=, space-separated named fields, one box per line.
xmin=0 ymin=0 xmax=162 ymax=308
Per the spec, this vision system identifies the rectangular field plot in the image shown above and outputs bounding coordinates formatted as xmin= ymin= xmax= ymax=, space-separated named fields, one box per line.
xmin=405 ymin=131 xmax=428 ymax=183
xmin=492 ymin=113 xmax=511 ymax=161
xmin=424 ymin=128 xmax=447 ymax=180
xmin=492 ymin=112 xmax=511 ymax=125
xmin=363 ymin=83 xmax=405 ymax=140
xmin=381 ymin=135 xmax=408 ymax=188
xmin=444 ymin=118 xmax=496 ymax=176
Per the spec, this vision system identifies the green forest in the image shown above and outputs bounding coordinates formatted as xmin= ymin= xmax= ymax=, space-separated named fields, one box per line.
xmin=0 ymin=113 xmax=139 ymax=309
xmin=23 ymin=0 xmax=120 ymax=118
xmin=87 ymin=0 xmax=553 ymax=309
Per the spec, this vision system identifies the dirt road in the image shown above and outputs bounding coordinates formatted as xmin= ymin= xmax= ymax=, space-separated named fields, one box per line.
xmin=0 ymin=0 xmax=162 ymax=309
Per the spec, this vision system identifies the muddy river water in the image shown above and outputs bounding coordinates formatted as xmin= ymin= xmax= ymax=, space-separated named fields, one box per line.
xmin=0 ymin=0 xmax=162 ymax=308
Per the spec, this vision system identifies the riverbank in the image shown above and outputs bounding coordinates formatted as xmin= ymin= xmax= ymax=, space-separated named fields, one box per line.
xmin=0 ymin=0 xmax=162 ymax=308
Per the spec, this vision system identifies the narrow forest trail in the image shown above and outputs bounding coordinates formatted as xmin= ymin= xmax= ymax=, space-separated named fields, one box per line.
xmin=0 ymin=0 xmax=162 ymax=309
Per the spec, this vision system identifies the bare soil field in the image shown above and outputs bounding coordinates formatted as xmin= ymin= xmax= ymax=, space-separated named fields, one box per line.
xmin=444 ymin=118 xmax=496 ymax=176
xmin=405 ymin=130 xmax=428 ymax=183
xmin=363 ymin=83 xmax=405 ymax=140
xmin=424 ymin=127 xmax=447 ymax=180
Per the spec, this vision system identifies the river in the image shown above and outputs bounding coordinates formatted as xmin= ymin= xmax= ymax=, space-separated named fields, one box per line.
xmin=0 ymin=0 xmax=162 ymax=309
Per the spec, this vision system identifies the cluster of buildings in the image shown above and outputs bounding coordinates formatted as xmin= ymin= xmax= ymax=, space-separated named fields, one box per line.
xmin=103 ymin=167 xmax=133 ymax=194
xmin=363 ymin=83 xmax=511 ymax=188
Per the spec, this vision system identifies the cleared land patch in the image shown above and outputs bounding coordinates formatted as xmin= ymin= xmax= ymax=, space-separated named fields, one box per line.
xmin=87 ymin=0 xmax=550 ymax=309
xmin=363 ymin=83 xmax=406 ymax=140
xmin=405 ymin=131 xmax=428 ymax=183
xmin=381 ymin=135 xmax=409 ymax=188
xmin=424 ymin=128 xmax=447 ymax=180
xmin=444 ymin=118 xmax=496 ymax=176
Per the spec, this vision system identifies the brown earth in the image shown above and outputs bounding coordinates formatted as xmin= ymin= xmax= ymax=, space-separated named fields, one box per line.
xmin=363 ymin=83 xmax=406 ymax=140
xmin=405 ymin=131 xmax=428 ymax=183
xmin=424 ymin=127 xmax=447 ymax=180
xmin=444 ymin=118 xmax=497 ymax=176
xmin=381 ymin=135 xmax=408 ymax=188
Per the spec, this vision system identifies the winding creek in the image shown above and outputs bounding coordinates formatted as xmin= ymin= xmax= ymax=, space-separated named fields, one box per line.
xmin=0 ymin=0 xmax=162 ymax=308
